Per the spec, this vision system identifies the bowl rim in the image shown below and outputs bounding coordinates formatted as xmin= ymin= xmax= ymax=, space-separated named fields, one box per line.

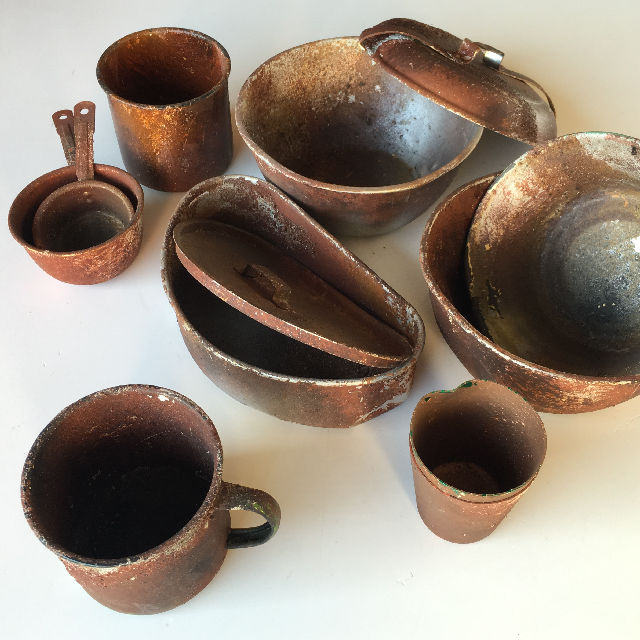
xmin=235 ymin=35 xmax=483 ymax=196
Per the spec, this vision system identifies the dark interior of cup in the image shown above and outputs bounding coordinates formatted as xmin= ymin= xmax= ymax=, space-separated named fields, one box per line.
xmin=411 ymin=382 xmax=546 ymax=494
xmin=238 ymin=37 xmax=479 ymax=188
xmin=24 ymin=388 xmax=216 ymax=560
xmin=98 ymin=29 xmax=227 ymax=106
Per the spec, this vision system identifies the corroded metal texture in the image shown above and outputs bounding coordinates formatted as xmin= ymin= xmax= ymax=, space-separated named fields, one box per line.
xmin=360 ymin=19 xmax=557 ymax=145
xmin=236 ymin=37 xmax=481 ymax=237
xmin=467 ymin=132 xmax=640 ymax=377
xmin=97 ymin=28 xmax=233 ymax=192
xmin=8 ymin=163 xmax=144 ymax=284
xmin=21 ymin=385 xmax=280 ymax=614
xmin=410 ymin=380 xmax=546 ymax=544
xmin=419 ymin=174 xmax=640 ymax=413
xmin=32 ymin=103 xmax=136 ymax=252
xmin=161 ymin=175 xmax=425 ymax=428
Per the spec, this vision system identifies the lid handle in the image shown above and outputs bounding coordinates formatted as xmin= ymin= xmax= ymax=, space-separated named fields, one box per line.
xmin=237 ymin=263 xmax=293 ymax=311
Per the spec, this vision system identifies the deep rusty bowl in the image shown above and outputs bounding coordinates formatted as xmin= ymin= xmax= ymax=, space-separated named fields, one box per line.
xmin=8 ymin=164 xmax=144 ymax=284
xmin=161 ymin=175 xmax=425 ymax=428
xmin=236 ymin=37 xmax=481 ymax=237
xmin=419 ymin=174 xmax=640 ymax=413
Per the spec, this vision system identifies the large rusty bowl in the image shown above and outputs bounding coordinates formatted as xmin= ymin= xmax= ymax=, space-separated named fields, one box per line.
xmin=8 ymin=164 xmax=143 ymax=284
xmin=420 ymin=174 xmax=640 ymax=413
xmin=467 ymin=133 xmax=640 ymax=378
xmin=236 ymin=37 xmax=482 ymax=237
xmin=161 ymin=175 xmax=424 ymax=427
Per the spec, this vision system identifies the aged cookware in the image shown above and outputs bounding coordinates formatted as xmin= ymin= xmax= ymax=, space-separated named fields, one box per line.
xmin=161 ymin=175 xmax=424 ymax=427
xmin=466 ymin=132 xmax=640 ymax=378
xmin=8 ymin=106 xmax=144 ymax=285
xmin=410 ymin=380 xmax=546 ymax=544
xmin=236 ymin=19 xmax=556 ymax=236
xmin=21 ymin=385 xmax=280 ymax=614
xmin=419 ymin=174 xmax=640 ymax=412
xmin=32 ymin=102 xmax=135 ymax=252
xmin=97 ymin=28 xmax=233 ymax=192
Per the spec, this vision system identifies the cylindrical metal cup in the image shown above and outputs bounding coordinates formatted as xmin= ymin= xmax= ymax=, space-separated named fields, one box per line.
xmin=21 ymin=385 xmax=280 ymax=614
xmin=409 ymin=380 xmax=546 ymax=543
xmin=97 ymin=28 xmax=233 ymax=192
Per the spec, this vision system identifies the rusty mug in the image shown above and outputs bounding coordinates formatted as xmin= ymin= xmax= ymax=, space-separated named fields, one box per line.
xmin=97 ymin=28 xmax=233 ymax=192
xmin=21 ymin=385 xmax=280 ymax=614
xmin=410 ymin=380 xmax=546 ymax=543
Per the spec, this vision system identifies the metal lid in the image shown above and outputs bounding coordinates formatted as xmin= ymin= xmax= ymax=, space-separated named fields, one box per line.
xmin=173 ymin=218 xmax=413 ymax=369
xmin=359 ymin=18 xmax=557 ymax=145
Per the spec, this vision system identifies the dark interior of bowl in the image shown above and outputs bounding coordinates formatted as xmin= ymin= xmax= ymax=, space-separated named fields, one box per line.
xmin=239 ymin=37 xmax=478 ymax=188
xmin=172 ymin=262 xmax=384 ymax=379
xmin=25 ymin=390 xmax=215 ymax=560
xmin=467 ymin=134 xmax=640 ymax=377
xmin=98 ymin=29 xmax=226 ymax=105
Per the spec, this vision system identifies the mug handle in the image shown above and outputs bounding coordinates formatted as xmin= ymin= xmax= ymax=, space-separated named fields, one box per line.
xmin=215 ymin=481 xmax=281 ymax=549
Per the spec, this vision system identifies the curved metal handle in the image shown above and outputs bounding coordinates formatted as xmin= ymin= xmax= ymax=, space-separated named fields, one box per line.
xmin=73 ymin=101 xmax=95 ymax=181
xmin=52 ymin=110 xmax=76 ymax=166
xmin=215 ymin=481 xmax=281 ymax=549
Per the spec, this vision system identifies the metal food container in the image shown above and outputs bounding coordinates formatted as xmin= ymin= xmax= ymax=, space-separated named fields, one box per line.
xmin=162 ymin=175 xmax=425 ymax=427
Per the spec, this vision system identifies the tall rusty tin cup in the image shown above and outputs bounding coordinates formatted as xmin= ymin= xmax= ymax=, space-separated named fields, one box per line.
xmin=409 ymin=380 xmax=546 ymax=543
xmin=21 ymin=385 xmax=280 ymax=614
xmin=97 ymin=28 xmax=233 ymax=192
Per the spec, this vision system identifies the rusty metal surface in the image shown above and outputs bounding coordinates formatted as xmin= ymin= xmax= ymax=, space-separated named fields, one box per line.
xmin=467 ymin=132 xmax=640 ymax=377
xmin=161 ymin=175 xmax=425 ymax=428
xmin=409 ymin=380 xmax=546 ymax=544
xmin=359 ymin=18 xmax=557 ymax=146
xmin=97 ymin=28 xmax=233 ymax=192
xmin=173 ymin=218 xmax=413 ymax=368
xmin=21 ymin=385 xmax=280 ymax=614
xmin=419 ymin=174 xmax=640 ymax=413
xmin=236 ymin=37 xmax=481 ymax=237
xmin=32 ymin=103 xmax=135 ymax=252
xmin=8 ymin=163 xmax=144 ymax=284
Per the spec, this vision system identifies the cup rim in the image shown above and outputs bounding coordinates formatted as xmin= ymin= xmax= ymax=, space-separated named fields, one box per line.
xmin=21 ymin=384 xmax=224 ymax=568
xmin=96 ymin=27 xmax=231 ymax=110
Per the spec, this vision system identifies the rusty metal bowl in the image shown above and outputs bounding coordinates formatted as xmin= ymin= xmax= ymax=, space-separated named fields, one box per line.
xmin=8 ymin=164 xmax=144 ymax=284
xmin=236 ymin=37 xmax=482 ymax=237
xmin=419 ymin=173 xmax=640 ymax=413
xmin=467 ymin=132 xmax=640 ymax=378
xmin=161 ymin=175 xmax=424 ymax=427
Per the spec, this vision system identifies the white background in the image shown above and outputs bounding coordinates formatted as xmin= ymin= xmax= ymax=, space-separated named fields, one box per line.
xmin=2 ymin=1 xmax=640 ymax=638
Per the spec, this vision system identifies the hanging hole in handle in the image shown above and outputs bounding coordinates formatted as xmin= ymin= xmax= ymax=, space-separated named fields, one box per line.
xmin=80 ymin=108 xmax=89 ymax=115
xmin=58 ymin=114 xmax=68 ymax=120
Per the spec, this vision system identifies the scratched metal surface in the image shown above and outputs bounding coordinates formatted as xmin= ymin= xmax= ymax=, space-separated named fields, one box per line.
xmin=1 ymin=1 xmax=640 ymax=639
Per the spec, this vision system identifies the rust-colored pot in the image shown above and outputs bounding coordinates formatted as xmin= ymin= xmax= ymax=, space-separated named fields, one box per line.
xmin=419 ymin=174 xmax=640 ymax=413
xmin=161 ymin=175 xmax=424 ymax=428
xmin=410 ymin=380 xmax=547 ymax=544
xmin=8 ymin=164 xmax=143 ymax=284
xmin=21 ymin=385 xmax=280 ymax=614
xmin=236 ymin=37 xmax=481 ymax=237
xmin=97 ymin=28 xmax=233 ymax=192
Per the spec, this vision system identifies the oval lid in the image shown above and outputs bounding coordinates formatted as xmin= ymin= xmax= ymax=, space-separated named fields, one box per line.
xmin=173 ymin=218 xmax=414 ymax=369
xmin=359 ymin=18 xmax=557 ymax=145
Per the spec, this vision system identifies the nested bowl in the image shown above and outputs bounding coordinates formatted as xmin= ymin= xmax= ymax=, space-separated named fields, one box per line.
xmin=420 ymin=174 xmax=640 ymax=413
xmin=236 ymin=37 xmax=481 ymax=237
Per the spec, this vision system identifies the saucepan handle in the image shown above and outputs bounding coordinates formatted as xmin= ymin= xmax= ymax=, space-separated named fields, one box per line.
xmin=215 ymin=481 xmax=281 ymax=549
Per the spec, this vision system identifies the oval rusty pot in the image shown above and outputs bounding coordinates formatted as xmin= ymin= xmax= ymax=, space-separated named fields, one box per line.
xmin=21 ymin=385 xmax=280 ymax=614
xmin=410 ymin=380 xmax=547 ymax=544
xmin=97 ymin=28 xmax=233 ymax=192
xmin=236 ymin=37 xmax=481 ymax=237
xmin=8 ymin=163 xmax=144 ymax=284
xmin=419 ymin=174 xmax=640 ymax=413
xmin=161 ymin=175 xmax=425 ymax=428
